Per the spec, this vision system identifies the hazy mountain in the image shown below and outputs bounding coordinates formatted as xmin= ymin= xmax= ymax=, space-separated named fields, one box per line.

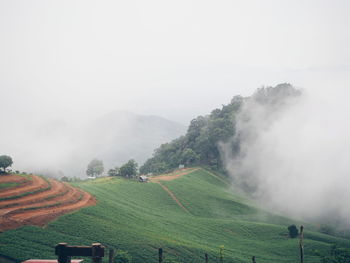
xmin=2 ymin=111 xmax=186 ymax=178
xmin=79 ymin=111 xmax=187 ymax=172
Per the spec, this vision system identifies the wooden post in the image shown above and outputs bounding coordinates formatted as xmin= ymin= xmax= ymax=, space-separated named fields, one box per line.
xmin=158 ymin=248 xmax=163 ymax=263
xmin=109 ymin=248 xmax=115 ymax=263
xmin=92 ymin=243 xmax=104 ymax=263
xmin=300 ymin=225 xmax=304 ymax=263
xmin=56 ymin=243 xmax=71 ymax=263
xmin=219 ymin=246 xmax=224 ymax=263
xmin=252 ymin=256 xmax=256 ymax=263
xmin=55 ymin=242 xmax=104 ymax=263
xmin=205 ymin=253 xmax=208 ymax=263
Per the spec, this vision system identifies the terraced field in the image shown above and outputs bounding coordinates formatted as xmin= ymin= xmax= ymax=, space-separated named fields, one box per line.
xmin=0 ymin=174 xmax=95 ymax=232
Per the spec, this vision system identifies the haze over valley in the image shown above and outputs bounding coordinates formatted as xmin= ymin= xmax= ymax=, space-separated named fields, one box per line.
xmin=0 ymin=111 xmax=186 ymax=177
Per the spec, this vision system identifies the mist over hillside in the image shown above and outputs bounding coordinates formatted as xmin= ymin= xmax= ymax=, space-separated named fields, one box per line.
xmin=140 ymin=84 xmax=300 ymax=174
xmin=141 ymin=83 xmax=350 ymax=232
xmin=0 ymin=111 xmax=186 ymax=178
xmin=221 ymin=85 xmax=350 ymax=230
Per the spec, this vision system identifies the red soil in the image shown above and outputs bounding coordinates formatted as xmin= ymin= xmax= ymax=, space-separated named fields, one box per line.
xmin=0 ymin=175 xmax=48 ymax=198
xmin=0 ymin=174 xmax=31 ymax=192
xmin=0 ymin=174 xmax=95 ymax=232
xmin=0 ymin=179 xmax=66 ymax=208
xmin=0 ymin=174 xmax=27 ymax=184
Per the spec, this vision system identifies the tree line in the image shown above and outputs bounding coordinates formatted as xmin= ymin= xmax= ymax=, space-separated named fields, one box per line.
xmin=86 ymin=158 xmax=138 ymax=178
xmin=139 ymin=83 xmax=301 ymax=175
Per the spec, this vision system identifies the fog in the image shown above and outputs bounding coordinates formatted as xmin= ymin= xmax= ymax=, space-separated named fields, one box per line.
xmin=221 ymin=76 xmax=350 ymax=226
xmin=1 ymin=0 xmax=350 ymax=124
xmin=0 ymin=111 xmax=186 ymax=177
xmin=1 ymin=0 xmax=350 ymax=221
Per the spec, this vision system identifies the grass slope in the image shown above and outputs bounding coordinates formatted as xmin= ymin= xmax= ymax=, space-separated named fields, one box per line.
xmin=1 ymin=168 xmax=349 ymax=263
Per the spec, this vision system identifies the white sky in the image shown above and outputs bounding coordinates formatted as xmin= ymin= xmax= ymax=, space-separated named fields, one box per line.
xmin=1 ymin=0 xmax=350 ymax=124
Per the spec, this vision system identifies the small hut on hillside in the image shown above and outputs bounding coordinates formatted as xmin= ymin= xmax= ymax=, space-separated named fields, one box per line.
xmin=139 ymin=175 xmax=149 ymax=182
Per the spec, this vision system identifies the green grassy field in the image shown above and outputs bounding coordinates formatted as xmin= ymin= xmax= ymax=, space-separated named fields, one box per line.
xmin=1 ymin=168 xmax=349 ymax=263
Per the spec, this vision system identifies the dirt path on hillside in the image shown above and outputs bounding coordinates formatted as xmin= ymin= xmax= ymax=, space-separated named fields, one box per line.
xmin=150 ymin=168 xmax=199 ymax=214
xmin=204 ymin=170 xmax=230 ymax=185
xmin=150 ymin=168 xmax=199 ymax=182
xmin=156 ymin=182 xmax=191 ymax=214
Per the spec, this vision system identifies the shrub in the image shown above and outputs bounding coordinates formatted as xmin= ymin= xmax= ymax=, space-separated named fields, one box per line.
xmin=115 ymin=251 xmax=132 ymax=263
xmin=288 ymin=225 xmax=299 ymax=238
xmin=61 ymin=176 xmax=70 ymax=182
xmin=320 ymin=224 xmax=336 ymax=236
xmin=319 ymin=244 xmax=350 ymax=263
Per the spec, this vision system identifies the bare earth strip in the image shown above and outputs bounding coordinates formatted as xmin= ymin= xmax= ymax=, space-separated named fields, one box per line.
xmin=0 ymin=182 xmax=75 ymax=216
xmin=156 ymin=182 xmax=191 ymax=215
xmin=0 ymin=179 xmax=66 ymax=208
xmin=0 ymin=175 xmax=48 ymax=198
xmin=203 ymin=170 xmax=230 ymax=185
xmin=10 ymin=191 xmax=94 ymax=221
xmin=0 ymin=174 xmax=29 ymax=191
xmin=150 ymin=168 xmax=199 ymax=214
xmin=150 ymin=168 xmax=199 ymax=182
xmin=0 ymin=175 xmax=96 ymax=232
xmin=0 ymin=174 xmax=27 ymax=184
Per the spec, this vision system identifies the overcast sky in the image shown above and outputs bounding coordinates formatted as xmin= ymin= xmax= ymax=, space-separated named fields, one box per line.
xmin=1 ymin=0 xmax=349 ymax=124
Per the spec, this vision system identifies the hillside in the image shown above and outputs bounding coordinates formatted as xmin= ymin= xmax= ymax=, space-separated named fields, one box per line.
xmin=1 ymin=168 xmax=349 ymax=262
xmin=140 ymin=83 xmax=300 ymax=175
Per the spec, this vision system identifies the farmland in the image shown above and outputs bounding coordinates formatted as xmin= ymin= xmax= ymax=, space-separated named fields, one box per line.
xmin=1 ymin=168 xmax=350 ymax=262
xmin=0 ymin=174 xmax=95 ymax=232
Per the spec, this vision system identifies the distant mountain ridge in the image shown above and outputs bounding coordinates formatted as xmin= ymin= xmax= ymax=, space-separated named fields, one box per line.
xmin=3 ymin=111 xmax=186 ymax=178
xmin=81 ymin=111 xmax=187 ymax=171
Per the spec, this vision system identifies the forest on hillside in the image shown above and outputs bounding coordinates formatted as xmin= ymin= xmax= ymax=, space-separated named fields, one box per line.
xmin=140 ymin=83 xmax=301 ymax=175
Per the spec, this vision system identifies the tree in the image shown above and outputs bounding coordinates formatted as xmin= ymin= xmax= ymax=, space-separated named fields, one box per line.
xmin=180 ymin=148 xmax=199 ymax=165
xmin=0 ymin=155 xmax=13 ymax=173
xmin=108 ymin=167 xmax=120 ymax=176
xmin=119 ymin=159 xmax=138 ymax=178
xmin=140 ymin=84 xmax=300 ymax=173
xmin=86 ymin=158 xmax=104 ymax=177
xmin=61 ymin=176 xmax=70 ymax=182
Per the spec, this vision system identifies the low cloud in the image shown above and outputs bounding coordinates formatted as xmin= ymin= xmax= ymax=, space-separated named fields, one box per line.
xmin=221 ymin=84 xmax=350 ymax=227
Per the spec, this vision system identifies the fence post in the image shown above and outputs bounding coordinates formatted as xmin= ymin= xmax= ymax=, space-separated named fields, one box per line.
xmin=252 ymin=256 xmax=256 ymax=263
xmin=92 ymin=243 xmax=104 ymax=263
xmin=219 ymin=246 xmax=224 ymax=263
xmin=159 ymin=248 xmax=163 ymax=263
xmin=56 ymin=243 xmax=70 ymax=263
xmin=300 ymin=225 xmax=304 ymax=263
xmin=109 ymin=248 xmax=115 ymax=263
xmin=205 ymin=253 xmax=208 ymax=263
